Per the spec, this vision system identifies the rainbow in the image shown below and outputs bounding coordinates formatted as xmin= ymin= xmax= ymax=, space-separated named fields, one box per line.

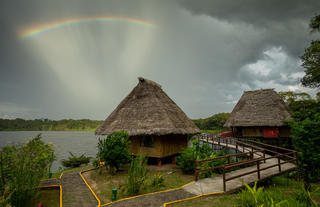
xmin=20 ymin=17 xmax=156 ymax=39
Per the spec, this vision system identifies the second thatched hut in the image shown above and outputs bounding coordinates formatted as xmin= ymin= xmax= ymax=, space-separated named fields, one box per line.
xmin=224 ymin=89 xmax=292 ymax=138
xmin=95 ymin=77 xmax=200 ymax=163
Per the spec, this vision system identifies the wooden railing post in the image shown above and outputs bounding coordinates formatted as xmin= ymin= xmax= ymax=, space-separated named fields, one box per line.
xmin=257 ymin=160 xmax=260 ymax=180
xmin=228 ymin=156 xmax=230 ymax=164
xmin=218 ymin=137 xmax=220 ymax=145
xmin=223 ymin=167 xmax=226 ymax=192
xmin=236 ymin=144 xmax=239 ymax=162
xmin=194 ymin=160 xmax=198 ymax=181
xmin=278 ymin=154 xmax=281 ymax=172
xmin=226 ymin=138 xmax=228 ymax=148
xmin=250 ymin=151 xmax=253 ymax=160
xmin=263 ymin=150 xmax=266 ymax=163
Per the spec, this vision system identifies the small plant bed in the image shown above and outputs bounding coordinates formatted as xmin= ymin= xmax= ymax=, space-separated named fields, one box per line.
xmin=168 ymin=176 xmax=320 ymax=207
xmin=83 ymin=164 xmax=194 ymax=203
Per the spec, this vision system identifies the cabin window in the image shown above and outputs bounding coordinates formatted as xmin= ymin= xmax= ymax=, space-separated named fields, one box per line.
xmin=141 ymin=136 xmax=154 ymax=147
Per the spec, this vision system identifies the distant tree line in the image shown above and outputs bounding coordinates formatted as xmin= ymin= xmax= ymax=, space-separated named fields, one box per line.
xmin=192 ymin=112 xmax=230 ymax=132
xmin=0 ymin=118 xmax=103 ymax=131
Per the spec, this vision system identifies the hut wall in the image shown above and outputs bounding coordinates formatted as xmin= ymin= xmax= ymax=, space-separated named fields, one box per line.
xmin=128 ymin=135 xmax=188 ymax=158
xmin=128 ymin=136 xmax=162 ymax=158
xmin=160 ymin=135 xmax=188 ymax=157
xmin=242 ymin=127 xmax=263 ymax=137
xmin=279 ymin=126 xmax=291 ymax=138
xmin=238 ymin=126 xmax=290 ymax=138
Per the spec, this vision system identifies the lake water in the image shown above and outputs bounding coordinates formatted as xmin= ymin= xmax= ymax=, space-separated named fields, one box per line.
xmin=0 ymin=131 xmax=100 ymax=172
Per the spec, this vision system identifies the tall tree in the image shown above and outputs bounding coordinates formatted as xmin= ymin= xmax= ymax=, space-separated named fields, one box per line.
xmin=310 ymin=14 xmax=320 ymax=32
xmin=301 ymin=14 xmax=320 ymax=88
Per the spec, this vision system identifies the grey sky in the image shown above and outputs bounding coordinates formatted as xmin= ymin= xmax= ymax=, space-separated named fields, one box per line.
xmin=0 ymin=0 xmax=319 ymax=120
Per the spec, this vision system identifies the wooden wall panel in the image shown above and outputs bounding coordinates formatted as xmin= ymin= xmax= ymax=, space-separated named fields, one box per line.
xmin=242 ymin=127 xmax=263 ymax=137
xmin=128 ymin=135 xmax=188 ymax=158
xmin=279 ymin=127 xmax=291 ymax=138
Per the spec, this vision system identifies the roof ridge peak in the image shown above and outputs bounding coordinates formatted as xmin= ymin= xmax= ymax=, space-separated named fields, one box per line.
xmin=138 ymin=77 xmax=162 ymax=88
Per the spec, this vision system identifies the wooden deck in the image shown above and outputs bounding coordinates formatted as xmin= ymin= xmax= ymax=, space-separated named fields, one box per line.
xmin=183 ymin=137 xmax=298 ymax=195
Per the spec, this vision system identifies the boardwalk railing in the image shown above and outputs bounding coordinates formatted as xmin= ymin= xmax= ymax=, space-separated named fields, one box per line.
xmin=195 ymin=136 xmax=299 ymax=192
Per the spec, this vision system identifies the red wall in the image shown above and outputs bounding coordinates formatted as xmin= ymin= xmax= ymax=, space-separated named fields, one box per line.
xmin=263 ymin=127 xmax=279 ymax=138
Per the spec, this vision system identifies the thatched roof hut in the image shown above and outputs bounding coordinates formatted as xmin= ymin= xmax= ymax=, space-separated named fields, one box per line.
xmin=224 ymin=89 xmax=292 ymax=138
xmin=96 ymin=77 xmax=200 ymax=159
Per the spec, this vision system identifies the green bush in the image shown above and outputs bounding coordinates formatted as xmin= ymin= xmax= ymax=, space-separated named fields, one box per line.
xmin=176 ymin=147 xmax=196 ymax=174
xmin=237 ymin=180 xmax=320 ymax=207
xmin=151 ymin=173 xmax=164 ymax=188
xmin=0 ymin=134 xmax=55 ymax=207
xmin=289 ymin=115 xmax=320 ymax=189
xmin=61 ymin=152 xmax=90 ymax=168
xmin=126 ymin=155 xmax=148 ymax=195
xmin=294 ymin=187 xmax=318 ymax=207
xmin=97 ymin=131 xmax=131 ymax=173
xmin=177 ymin=140 xmax=226 ymax=174
xmin=239 ymin=182 xmax=265 ymax=207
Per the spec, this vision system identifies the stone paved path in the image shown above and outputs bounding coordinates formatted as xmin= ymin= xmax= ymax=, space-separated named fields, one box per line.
xmin=61 ymin=170 xmax=98 ymax=207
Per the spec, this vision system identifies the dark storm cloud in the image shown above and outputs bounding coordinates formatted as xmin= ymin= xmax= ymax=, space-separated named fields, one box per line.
xmin=178 ymin=0 xmax=320 ymax=57
xmin=178 ymin=0 xmax=320 ymax=25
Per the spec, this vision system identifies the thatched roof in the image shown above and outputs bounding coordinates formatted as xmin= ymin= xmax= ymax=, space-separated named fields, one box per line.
xmin=95 ymin=77 xmax=200 ymax=136
xmin=224 ymin=89 xmax=292 ymax=128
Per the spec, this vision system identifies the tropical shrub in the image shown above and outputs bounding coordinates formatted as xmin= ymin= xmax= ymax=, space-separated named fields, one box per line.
xmin=239 ymin=182 xmax=265 ymax=207
xmin=97 ymin=131 xmax=131 ymax=173
xmin=0 ymin=134 xmax=55 ymax=207
xmin=239 ymin=182 xmax=288 ymax=207
xmin=294 ymin=187 xmax=318 ymax=207
xmin=126 ymin=155 xmax=148 ymax=195
xmin=177 ymin=140 xmax=225 ymax=174
xmin=61 ymin=152 xmax=90 ymax=168
xmin=198 ymin=151 xmax=228 ymax=178
xmin=176 ymin=147 xmax=197 ymax=174
xmin=151 ymin=173 xmax=164 ymax=188
xmin=289 ymin=115 xmax=320 ymax=189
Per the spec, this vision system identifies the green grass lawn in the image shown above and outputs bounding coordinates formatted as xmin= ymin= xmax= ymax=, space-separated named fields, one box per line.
xmin=169 ymin=176 xmax=320 ymax=207
xmin=83 ymin=164 xmax=194 ymax=204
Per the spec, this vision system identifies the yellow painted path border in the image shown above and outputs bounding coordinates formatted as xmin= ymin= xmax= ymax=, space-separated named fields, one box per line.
xmin=40 ymin=167 xmax=92 ymax=207
xmin=79 ymin=168 xmax=101 ymax=207
xmin=101 ymin=181 xmax=195 ymax=206
xmin=163 ymin=191 xmax=224 ymax=207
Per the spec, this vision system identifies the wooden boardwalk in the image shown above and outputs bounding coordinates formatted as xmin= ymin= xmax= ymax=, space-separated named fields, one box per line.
xmin=185 ymin=137 xmax=298 ymax=194
xmin=183 ymin=154 xmax=296 ymax=195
